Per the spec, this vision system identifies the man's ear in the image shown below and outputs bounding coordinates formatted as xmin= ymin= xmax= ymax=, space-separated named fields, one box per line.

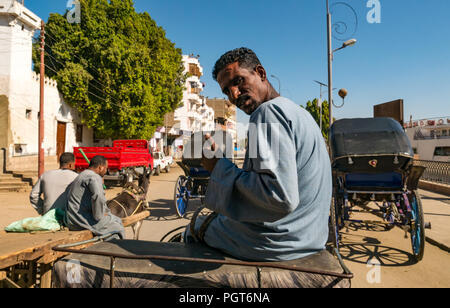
xmin=254 ymin=65 xmax=267 ymax=81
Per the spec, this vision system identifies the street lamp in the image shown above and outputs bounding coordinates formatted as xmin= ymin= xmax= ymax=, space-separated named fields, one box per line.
xmin=271 ymin=75 xmax=281 ymax=95
xmin=327 ymin=0 xmax=357 ymax=130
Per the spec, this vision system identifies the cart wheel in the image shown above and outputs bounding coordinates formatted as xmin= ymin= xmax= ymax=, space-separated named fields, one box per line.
xmin=330 ymin=197 xmax=340 ymax=252
xmin=174 ymin=176 xmax=189 ymax=218
xmin=409 ymin=190 xmax=425 ymax=262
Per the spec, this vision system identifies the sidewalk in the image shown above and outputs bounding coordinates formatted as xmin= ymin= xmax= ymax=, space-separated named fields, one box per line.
xmin=419 ymin=189 xmax=450 ymax=253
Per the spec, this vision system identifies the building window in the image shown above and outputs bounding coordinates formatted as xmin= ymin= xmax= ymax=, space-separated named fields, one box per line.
xmin=189 ymin=64 xmax=202 ymax=78
xmin=14 ymin=144 xmax=25 ymax=155
xmin=25 ymin=109 xmax=32 ymax=120
xmin=434 ymin=147 xmax=450 ymax=157
xmin=76 ymin=124 xmax=83 ymax=142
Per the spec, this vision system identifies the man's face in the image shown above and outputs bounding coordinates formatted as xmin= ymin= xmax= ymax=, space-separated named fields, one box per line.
xmin=217 ymin=62 xmax=268 ymax=115
xmin=99 ymin=162 xmax=108 ymax=177
xmin=94 ymin=162 xmax=108 ymax=178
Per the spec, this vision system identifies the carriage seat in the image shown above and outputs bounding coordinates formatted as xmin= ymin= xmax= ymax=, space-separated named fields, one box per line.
xmin=52 ymin=240 xmax=351 ymax=288
xmin=189 ymin=167 xmax=211 ymax=178
xmin=345 ymin=172 xmax=403 ymax=190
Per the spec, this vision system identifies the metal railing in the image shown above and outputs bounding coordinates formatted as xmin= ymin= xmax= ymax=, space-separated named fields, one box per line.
xmin=414 ymin=135 xmax=450 ymax=140
xmin=415 ymin=160 xmax=450 ymax=185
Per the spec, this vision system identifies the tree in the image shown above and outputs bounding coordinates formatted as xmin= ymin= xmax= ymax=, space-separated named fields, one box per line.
xmin=302 ymin=99 xmax=332 ymax=140
xmin=33 ymin=0 xmax=185 ymax=140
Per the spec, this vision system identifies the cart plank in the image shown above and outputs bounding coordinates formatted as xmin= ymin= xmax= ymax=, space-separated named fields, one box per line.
xmin=0 ymin=231 xmax=93 ymax=269
xmin=0 ymin=212 xmax=150 ymax=269
xmin=122 ymin=210 xmax=150 ymax=227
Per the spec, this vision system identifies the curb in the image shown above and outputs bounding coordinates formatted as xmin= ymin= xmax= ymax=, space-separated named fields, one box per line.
xmin=419 ymin=180 xmax=450 ymax=197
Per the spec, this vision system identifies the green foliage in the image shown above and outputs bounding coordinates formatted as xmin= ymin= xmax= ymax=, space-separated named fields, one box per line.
xmin=33 ymin=0 xmax=185 ymax=139
xmin=301 ymin=99 xmax=332 ymax=140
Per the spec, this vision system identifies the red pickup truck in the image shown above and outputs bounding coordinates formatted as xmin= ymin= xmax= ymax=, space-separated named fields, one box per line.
xmin=74 ymin=140 xmax=154 ymax=185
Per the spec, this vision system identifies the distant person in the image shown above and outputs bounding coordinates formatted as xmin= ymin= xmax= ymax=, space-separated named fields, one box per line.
xmin=29 ymin=152 xmax=78 ymax=215
xmin=64 ymin=156 xmax=125 ymax=239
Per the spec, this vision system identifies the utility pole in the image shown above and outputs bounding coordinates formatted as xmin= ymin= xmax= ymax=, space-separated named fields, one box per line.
xmin=326 ymin=0 xmax=333 ymax=130
xmin=38 ymin=20 xmax=45 ymax=177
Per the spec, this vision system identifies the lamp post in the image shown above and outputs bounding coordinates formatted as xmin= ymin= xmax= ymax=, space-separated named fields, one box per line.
xmin=271 ymin=75 xmax=281 ymax=95
xmin=326 ymin=0 xmax=357 ymax=129
xmin=314 ymin=80 xmax=336 ymax=132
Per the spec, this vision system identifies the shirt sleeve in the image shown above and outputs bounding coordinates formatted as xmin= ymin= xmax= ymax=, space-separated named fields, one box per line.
xmin=88 ymin=175 xmax=107 ymax=222
xmin=29 ymin=177 xmax=44 ymax=215
xmin=205 ymin=104 xmax=300 ymax=223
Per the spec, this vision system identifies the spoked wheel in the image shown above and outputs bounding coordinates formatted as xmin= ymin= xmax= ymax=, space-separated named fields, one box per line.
xmin=330 ymin=196 xmax=342 ymax=253
xmin=174 ymin=176 xmax=189 ymax=218
xmin=330 ymin=198 xmax=339 ymax=251
xmin=409 ymin=190 xmax=425 ymax=262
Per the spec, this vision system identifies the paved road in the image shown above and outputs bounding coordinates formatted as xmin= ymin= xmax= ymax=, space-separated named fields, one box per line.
xmin=1 ymin=164 xmax=449 ymax=288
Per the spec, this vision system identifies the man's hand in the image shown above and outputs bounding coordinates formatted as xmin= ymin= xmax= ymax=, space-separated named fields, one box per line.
xmin=201 ymin=134 xmax=220 ymax=173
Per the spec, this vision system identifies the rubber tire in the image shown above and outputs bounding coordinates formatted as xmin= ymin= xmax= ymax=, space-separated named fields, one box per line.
xmin=410 ymin=190 xmax=425 ymax=262
xmin=174 ymin=176 xmax=189 ymax=218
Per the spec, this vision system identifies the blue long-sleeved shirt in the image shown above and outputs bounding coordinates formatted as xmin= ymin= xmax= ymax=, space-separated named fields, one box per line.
xmin=202 ymin=97 xmax=332 ymax=261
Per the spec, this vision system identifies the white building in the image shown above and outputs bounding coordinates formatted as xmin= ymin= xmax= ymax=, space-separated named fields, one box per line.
xmin=0 ymin=0 xmax=93 ymax=171
xmin=157 ymin=55 xmax=215 ymax=157
xmin=172 ymin=55 xmax=215 ymax=133
xmin=405 ymin=117 xmax=450 ymax=162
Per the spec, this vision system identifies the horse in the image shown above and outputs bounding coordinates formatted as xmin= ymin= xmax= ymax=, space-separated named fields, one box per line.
xmin=107 ymin=174 xmax=150 ymax=240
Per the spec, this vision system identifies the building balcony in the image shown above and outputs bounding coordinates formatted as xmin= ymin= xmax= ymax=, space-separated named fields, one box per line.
xmin=190 ymin=88 xmax=202 ymax=95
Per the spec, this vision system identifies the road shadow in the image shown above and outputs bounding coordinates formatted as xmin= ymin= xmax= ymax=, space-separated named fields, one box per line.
xmin=338 ymin=242 xmax=416 ymax=267
xmin=328 ymin=221 xmax=416 ymax=267
xmin=346 ymin=221 xmax=394 ymax=233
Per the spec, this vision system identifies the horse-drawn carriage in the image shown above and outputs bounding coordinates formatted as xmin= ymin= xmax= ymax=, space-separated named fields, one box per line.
xmin=174 ymin=131 xmax=234 ymax=218
xmin=174 ymin=162 xmax=210 ymax=218
xmin=329 ymin=118 xmax=427 ymax=262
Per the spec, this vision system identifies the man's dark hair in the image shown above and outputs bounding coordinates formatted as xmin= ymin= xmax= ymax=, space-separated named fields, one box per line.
xmin=60 ymin=153 xmax=75 ymax=167
xmin=212 ymin=47 xmax=262 ymax=81
xmin=89 ymin=156 xmax=107 ymax=168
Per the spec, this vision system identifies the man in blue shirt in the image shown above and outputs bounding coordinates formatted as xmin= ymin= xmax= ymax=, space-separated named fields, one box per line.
xmin=187 ymin=47 xmax=332 ymax=262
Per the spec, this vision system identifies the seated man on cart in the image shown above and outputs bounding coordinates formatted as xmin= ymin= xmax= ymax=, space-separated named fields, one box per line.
xmin=185 ymin=48 xmax=332 ymax=262
xmin=29 ymin=152 xmax=78 ymax=216
xmin=64 ymin=155 xmax=125 ymax=239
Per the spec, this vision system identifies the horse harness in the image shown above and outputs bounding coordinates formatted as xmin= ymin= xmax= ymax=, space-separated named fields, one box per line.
xmin=109 ymin=186 xmax=145 ymax=218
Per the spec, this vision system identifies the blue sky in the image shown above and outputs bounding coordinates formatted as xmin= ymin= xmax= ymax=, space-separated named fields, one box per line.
xmin=25 ymin=0 xmax=450 ymax=124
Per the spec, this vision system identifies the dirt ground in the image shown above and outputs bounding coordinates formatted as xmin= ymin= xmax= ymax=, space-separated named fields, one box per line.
xmin=1 ymin=165 xmax=450 ymax=288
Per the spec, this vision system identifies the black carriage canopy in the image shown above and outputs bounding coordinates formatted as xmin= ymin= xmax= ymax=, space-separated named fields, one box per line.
xmin=182 ymin=131 xmax=234 ymax=168
xmin=330 ymin=118 xmax=414 ymax=159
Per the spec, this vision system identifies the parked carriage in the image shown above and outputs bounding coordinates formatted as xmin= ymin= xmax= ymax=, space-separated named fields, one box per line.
xmin=329 ymin=118 xmax=427 ymax=262
xmin=174 ymin=131 xmax=234 ymax=218
xmin=174 ymin=162 xmax=210 ymax=218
